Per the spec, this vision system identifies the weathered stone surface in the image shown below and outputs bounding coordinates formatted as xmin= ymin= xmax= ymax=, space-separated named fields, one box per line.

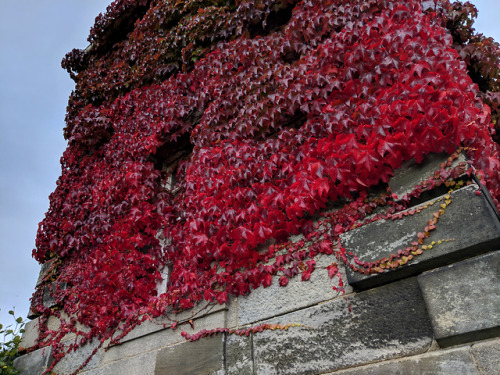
xmin=14 ymin=346 xmax=53 ymax=375
xmin=331 ymin=338 xmax=500 ymax=375
xmin=35 ymin=259 xmax=57 ymax=287
xmin=251 ymin=278 xmax=433 ymax=374
xmin=226 ymin=334 xmax=253 ymax=375
xmin=27 ymin=308 xmax=37 ymax=320
xmin=101 ymin=309 xmax=226 ymax=365
xmin=341 ymin=184 xmax=500 ymax=290
xmin=330 ymin=345 xmax=478 ymax=374
xmin=471 ymin=338 xmax=500 ymax=375
xmin=52 ymin=338 xmax=102 ymax=374
xmin=418 ymin=251 xmax=500 ymax=347
xmin=474 ymin=176 xmax=500 ymax=223
xmin=79 ymin=351 xmax=157 ymax=375
xmin=239 ymin=256 xmax=352 ymax=325
xmin=154 ymin=335 xmax=225 ymax=375
xmin=45 ymin=311 xmax=88 ymax=343
xmin=43 ymin=282 xmax=67 ymax=308
xmin=389 ymin=151 xmax=468 ymax=200
xmin=118 ymin=300 xmax=227 ymax=344
xmin=19 ymin=318 xmax=40 ymax=350
xmin=28 ymin=282 xmax=68 ymax=319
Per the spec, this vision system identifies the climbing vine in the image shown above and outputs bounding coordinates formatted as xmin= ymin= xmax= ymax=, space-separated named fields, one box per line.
xmin=30 ymin=0 xmax=499 ymax=372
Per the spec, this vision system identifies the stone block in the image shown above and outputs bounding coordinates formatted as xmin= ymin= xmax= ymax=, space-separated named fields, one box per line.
xmin=101 ymin=309 xmax=226 ymax=365
xmin=45 ymin=311 xmax=88 ymax=343
xmin=389 ymin=151 xmax=468 ymax=200
xmin=27 ymin=307 xmax=37 ymax=320
xmin=471 ymin=338 xmax=500 ymax=375
xmin=474 ymin=175 xmax=500 ymax=222
xmin=13 ymin=346 xmax=53 ymax=375
xmin=341 ymin=184 xmax=500 ymax=290
xmin=79 ymin=351 xmax=157 ymax=375
xmin=19 ymin=318 xmax=40 ymax=350
xmin=251 ymin=277 xmax=433 ymax=374
xmin=226 ymin=334 xmax=253 ymax=375
xmin=239 ymin=256 xmax=352 ymax=325
xmin=43 ymin=282 xmax=67 ymax=308
xmin=28 ymin=282 xmax=67 ymax=319
xmin=330 ymin=345 xmax=478 ymax=374
xmin=35 ymin=259 xmax=57 ymax=287
xmin=119 ymin=300 xmax=227 ymax=343
xmin=52 ymin=338 xmax=102 ymax=374
xmin=418 ymin=251 xmax=500 ymax=347
xmin=21 ymin=311 xmax=87 ymax=346
xmin=154 ymin=335 xmax=225 ymax=375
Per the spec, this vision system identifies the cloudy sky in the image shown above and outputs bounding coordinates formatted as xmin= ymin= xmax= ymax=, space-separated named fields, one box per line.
xmin=0 ymin=0 xmax=498 ymax=326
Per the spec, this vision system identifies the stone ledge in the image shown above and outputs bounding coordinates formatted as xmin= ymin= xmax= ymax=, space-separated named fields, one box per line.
xmin=341 ymin=184 xmax=500 ymax=290
xmin=418 ymin=250 xmax=500 ymax=347
xmin=389 ymin=151 xmax=468 ymax=201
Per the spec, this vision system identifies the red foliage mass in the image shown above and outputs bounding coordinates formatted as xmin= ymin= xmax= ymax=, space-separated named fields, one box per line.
xmin=33 ymin=0 xmax=500 ymax=369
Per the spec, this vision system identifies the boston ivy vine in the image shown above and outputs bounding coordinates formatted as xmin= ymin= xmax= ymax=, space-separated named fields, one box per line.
xmin=31 ymin=0 xmax=499 ymax=371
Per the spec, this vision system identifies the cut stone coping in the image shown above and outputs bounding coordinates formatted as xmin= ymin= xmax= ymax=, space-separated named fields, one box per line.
xmin=418 ymin=250 xmax=500 ymax=347
xmin=341 ymin=183 xmax=500 ymax=290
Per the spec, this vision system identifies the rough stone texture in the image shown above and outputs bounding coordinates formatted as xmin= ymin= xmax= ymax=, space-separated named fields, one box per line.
xmin=27 ymin=308 xmax=37 ymax=320
xmin=79 ymin=351 xmax=157 ymax=375
xmin=28 ymin=282 xmax=68 ymax=319
xmin=118 ymin=300 xmax=227 ymax=343
xmin=341 ymin=184 xmax=500 ymax=290
xmin=471 ymin=338 xmax=500 ymax=375
xmin=35 ymin=259 xmax=56 ymax=286
xmin=18 ymin=311 xmax=88 ymax=347
xmin=225 ymin=334 xmax=253 ymax=375
xmin=330 ymin=345 xmax=478 ymax=374
xmin=330 ymin=339 xmax=500 ymax=375
xmin=51 ymin=339 xmax=102 ymax=374
xmin=239 ymin=256 xmax=352 ymax=325
xmin=418 ymin=251 xmax=500 ymax=347
xmin=19 ymin=318 xmax=40 ymax=350
xmin=14 ymin=346 xmax=53 ymax=375
xmin=15 ymin=163 xmax=500 ymax=374
xmin=474 ymin=175 xmax=500 ymax=222
xmin=28 ymin=261 xmax=63 ymax=319
xmin=101 ymin=309 xmax=226 ymax=365
xmin=154 ymin=335 xmax=225 ymax=375
xmin=389 ymin=152 xmax=468 ymax=200
xmin=251 ymin=277 xmax=433 ymax=374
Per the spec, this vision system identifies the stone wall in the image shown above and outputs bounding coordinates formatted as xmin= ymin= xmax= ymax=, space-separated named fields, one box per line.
xmin=14 ymin=153 xmax=500 ymax=374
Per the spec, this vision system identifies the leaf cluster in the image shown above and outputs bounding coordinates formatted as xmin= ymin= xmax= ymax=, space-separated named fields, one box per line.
xmin=0 ymin=310 xmax=26 ymax=375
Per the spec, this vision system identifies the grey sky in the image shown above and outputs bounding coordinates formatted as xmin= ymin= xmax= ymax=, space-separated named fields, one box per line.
xmin=0 ymin=0 xmax=110 ymax=325
xmin=0 ymin=0 xmax=498 ymax=327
